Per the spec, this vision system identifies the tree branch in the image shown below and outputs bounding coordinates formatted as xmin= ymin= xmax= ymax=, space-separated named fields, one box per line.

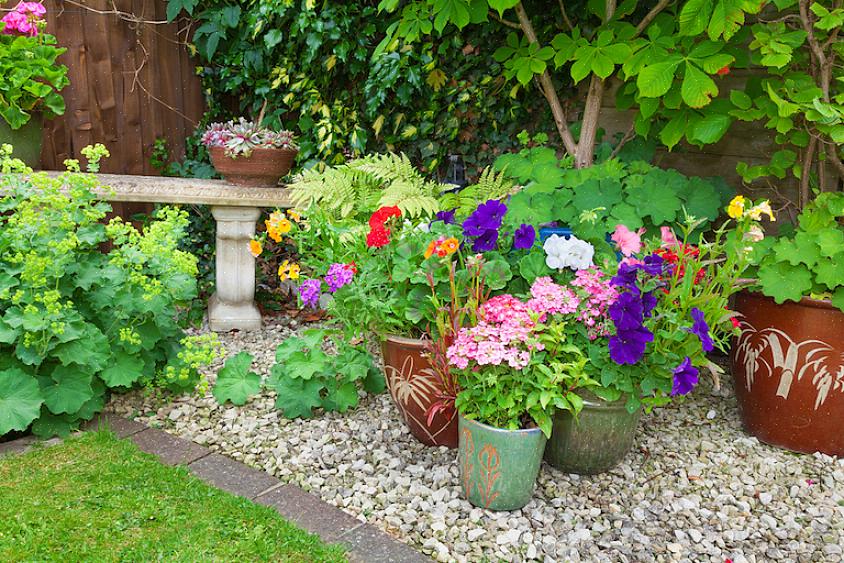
xmin=556 ymin=0 xmax=574 ymax=31
xmin=800 ymin=136 xmax=817 ymax=207
xmin=488 ymin=10 xmax=521 ymax=30
xmin=513 ymin=2 xmax=579 ymax=158
xmin=634 ymin=0 xmax=671 ymax=37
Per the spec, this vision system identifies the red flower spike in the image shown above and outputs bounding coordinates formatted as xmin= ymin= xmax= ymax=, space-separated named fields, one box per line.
xmin=717 ymin=65 xmax=730 ymax=76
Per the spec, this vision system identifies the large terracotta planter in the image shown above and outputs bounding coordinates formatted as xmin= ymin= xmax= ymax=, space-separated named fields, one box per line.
xmin=544 ymin=392 xmax=641 ymax=474
xmin=731 ymin=291 xmax=844 ymax=456
xmin=0 ymin=113 xmax=43 ymax=169
xmin=458 ymin=414 xmax=546 ymax=511
xmin=209 ymin=146 xmax=297 ymax=187
xmin=380 ymin=335 xmax=458 ymax=448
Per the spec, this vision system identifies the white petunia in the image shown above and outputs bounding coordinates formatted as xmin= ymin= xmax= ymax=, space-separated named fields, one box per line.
xmin=543 ymin=234 xmax=595 ymax=271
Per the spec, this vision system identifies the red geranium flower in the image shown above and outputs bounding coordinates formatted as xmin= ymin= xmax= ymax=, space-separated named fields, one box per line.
xmin=366 ymin=226 xmax=391 ymax=248
xmin=368 ymin=206 xmax=402 ymax=228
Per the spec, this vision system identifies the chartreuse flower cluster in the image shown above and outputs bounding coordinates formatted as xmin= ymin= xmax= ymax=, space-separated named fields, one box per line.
xmin=0 ymin=146 xmax=209 ymax=439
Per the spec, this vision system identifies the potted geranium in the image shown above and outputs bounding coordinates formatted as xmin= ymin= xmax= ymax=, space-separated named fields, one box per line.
xmin=201 ymin=106 xmax=298 ymax=187
xmin=725 ymin=2 xmax=844 ymax=457
xmin=0 ymin=1 xmax=68 ymax=167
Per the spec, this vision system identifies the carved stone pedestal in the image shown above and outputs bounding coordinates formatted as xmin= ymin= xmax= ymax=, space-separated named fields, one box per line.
xmin=208 ymin=206 xmax=263 ymax=332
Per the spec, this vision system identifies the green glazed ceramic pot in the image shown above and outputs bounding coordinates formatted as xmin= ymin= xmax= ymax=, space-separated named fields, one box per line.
xmin=0 ymin=114 xmax=43 ymax=169
xmin=544 ymin=391 xmax=641 ymax=475
xmin=458 ymin=414 xmax=546 ymax=511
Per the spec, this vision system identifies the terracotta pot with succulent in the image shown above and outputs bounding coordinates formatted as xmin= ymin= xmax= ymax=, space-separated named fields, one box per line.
xmin=725 ymin=3 xmax=844 ymax=457
xmin=201 ymin=104 xmax=298 ymax=187
xmin=0 ymin=1 xmax=69 ymax=168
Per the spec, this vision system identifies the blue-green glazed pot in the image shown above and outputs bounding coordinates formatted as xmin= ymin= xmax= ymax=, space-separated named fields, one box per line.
xmin=458 ymin=414 xmax=546 ymax=511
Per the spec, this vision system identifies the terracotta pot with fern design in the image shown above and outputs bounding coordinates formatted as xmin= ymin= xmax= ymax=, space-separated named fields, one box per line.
xmin=458 ymin=414 xmax=546 ymax=511
xmin=731 ymin=291 xmax=844 ymax=456
xmin=380 ymin=335 xmax=458 ymax=448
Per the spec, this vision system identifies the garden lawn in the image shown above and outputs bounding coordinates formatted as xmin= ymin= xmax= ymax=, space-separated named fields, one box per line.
xmin=0 ymin=431 xmax=347 ymax=562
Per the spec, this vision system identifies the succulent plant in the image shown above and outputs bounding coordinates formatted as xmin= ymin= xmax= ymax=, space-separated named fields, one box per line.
xmin=201 ymin=118 xmax=298 ymax=158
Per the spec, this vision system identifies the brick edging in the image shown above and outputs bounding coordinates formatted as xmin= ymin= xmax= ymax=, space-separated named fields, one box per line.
xmin=83 ymin=413 xmax=431 ymax=563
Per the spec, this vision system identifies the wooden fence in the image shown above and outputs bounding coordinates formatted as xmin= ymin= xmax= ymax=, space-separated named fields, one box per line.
xmin=39 ymin=0 xmax=204 ymax=175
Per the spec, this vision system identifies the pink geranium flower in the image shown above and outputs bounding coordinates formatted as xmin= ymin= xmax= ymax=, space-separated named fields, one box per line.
xmin=17 ymin=2 xmax=47 ymax=16
xmin=611 ymin=224 xmax=645 ymax=257
xmin=1 ymin=2 xmax=46 ymax=36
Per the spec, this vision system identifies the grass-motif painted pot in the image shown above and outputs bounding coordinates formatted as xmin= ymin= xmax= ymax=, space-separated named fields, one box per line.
xmin=544 ymin=392 xmax=641 ymax=474
xmin=381 ymin=335 xmax=458 ymax=448
xmin=731 ymin=291 xmax=844 ymax=456
xmin=458 ymin=414 xmax=546 ymax=511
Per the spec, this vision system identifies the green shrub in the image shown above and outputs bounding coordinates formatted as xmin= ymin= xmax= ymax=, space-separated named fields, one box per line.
xmin=0 ymin=146 xmax=219 ymax=438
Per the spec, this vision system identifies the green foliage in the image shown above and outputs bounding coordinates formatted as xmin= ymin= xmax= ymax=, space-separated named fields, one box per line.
xmin=0 ymin=147 xmax=217 ymax=438
xmin=263 ymin=329 xmax=385 ymax=419
xmin=289 ymin=153 xmax=448 ymax=221
xmin=166 ymin=0 xmax=547 ymax=174
xmin=500 ymin=156 xmax=734 ymax=244
xmin=729 ymin=0 xmax=843 ymax=194
xmin=213 ymin=352 xmax=262 ymax=406
xmin=380 ymin=0 xmax=760 ymax=163
xmin=0 ymin=29 xmax=69 ymax=128
xmin=754 ymin=193 xmax=844 ymax=311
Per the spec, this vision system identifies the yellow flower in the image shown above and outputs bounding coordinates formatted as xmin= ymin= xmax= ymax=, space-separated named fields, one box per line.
xmin=248 ymin=239 xmax=262 ymax=257
xmin=288 ymin=263 xmax=300 ymax=280
xmin=287 ymin=209 xmax=301 ymax=222
xmin=278 ymin=260 xmax=301 ymax=281
xmin=266 ymin=225 xmax=283 ymax=243
xmin=747 ymin=201 xmax=775 ymax=221
xmin=276 ymin=218 xmax=292 ymax=234
xmin=727 ymin=195 xmax=747 ymax=219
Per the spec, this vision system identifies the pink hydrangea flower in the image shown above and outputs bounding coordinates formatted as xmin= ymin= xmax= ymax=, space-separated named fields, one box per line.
xmin=611 ymin=224 xmax=645 ymax=257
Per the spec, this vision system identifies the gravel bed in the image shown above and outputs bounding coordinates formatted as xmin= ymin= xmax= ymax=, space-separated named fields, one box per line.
xmin=108 ymin=319 xmax=844 ymax=563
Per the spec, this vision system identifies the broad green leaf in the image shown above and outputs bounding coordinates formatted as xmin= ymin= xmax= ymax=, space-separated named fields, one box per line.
xmin=681 ymin=63 xmax=718 ymax=108
xmin=816 ymin=228 xmax=844 ymax=258
xmin=660 ymin=113 xmax=688 ymax=149
xmin=730 ymin=89 xmax=752 ymax=110
xmin=100 ymin=352 xmax=145 ymax=388
xmin=637 ymin=61 xmax=680 ymax=98
xmin=0 ymin=369 xmax=43 ymax=435
xmin=40 ymin=365 xmax=94 ymax=415
xmin=31 ymin=409 xmax=78 ymax=439
xmin=815 ymin=255 xmax=844 ymax=289
xmin=679 ymin=0 xmax=714 ymax=36
xmin=689 ymin=113 xmax=731 ymax=144
xmin=322 ymin=381 xmax=359 ymax=413
xmin=832 ymin=288 xmax=844 ymax=312
xmin=272 ymin=377 xmax=325 ymax=419
xmin=482 ymin=258 xmax=512 ymax=290
xmin=757 ymin=262 xmax=813 ymax=303
xmin=433 ymin=0 xmax=471 ymax=32
xmin=627 ymin=182 xmax=683 ymax=224
xmin=363 ymin=368 xmax=387 ymax=394
xmin=518 ymin=252 xmax=553 ymax=283
xmin=213 ymin=351 xmax=261 ymax=406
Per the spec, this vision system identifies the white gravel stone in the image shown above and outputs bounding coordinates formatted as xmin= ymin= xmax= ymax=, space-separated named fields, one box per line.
xmin=107 ymin=320 xmax=844 ymax=563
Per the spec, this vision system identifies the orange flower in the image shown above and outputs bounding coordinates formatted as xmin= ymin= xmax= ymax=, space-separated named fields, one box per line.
xmin=439 ymin=237 xmax=459 ymax=255
xmin=266 ymin=226 xmax=283 ymax=243
xmin=248 ymin=239 xmax=262 ymax=257
xmin=424 ymin=239 xmax=439 ymax=259
xmin=287 ymin=209 xmax=301 ymax=222
xmin=278 ymin=260 xmax=301 ymax=281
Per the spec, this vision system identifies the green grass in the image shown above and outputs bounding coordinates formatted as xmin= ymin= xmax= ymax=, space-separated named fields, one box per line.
xmin=0 ymin=431 xmax=347 ymax=562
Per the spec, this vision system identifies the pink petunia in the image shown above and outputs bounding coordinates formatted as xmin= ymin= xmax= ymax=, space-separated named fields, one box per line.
xmin=611 ymin=224 xmax=645 ymax=257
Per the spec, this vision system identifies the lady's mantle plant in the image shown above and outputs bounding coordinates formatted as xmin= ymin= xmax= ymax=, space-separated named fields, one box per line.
xmin=0 ymin=1 xmax=68 ymax=129
xmin=0 ymin=145 xmax=219 ymax=438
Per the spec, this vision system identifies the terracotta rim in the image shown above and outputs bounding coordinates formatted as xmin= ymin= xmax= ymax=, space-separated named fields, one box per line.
xmin=740 ymin=290 xmax=836 ymax=311
xmin=459 ymin=413 xmax=543 ymax=436
xmin=382 ymin=333 xmax=430 ymax=348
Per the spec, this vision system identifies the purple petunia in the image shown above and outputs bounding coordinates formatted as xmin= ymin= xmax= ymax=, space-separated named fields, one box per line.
xmin=472 ymin=228 xmax=500 ymax=252
xmin=608 ymin=291 xmax=644 ymax=331
xmin=671 ymin=357 xmax=699 ymax=396
xmin=298 ymin=278 xmax=322 ymax=308
xmin=325 ymin=263 xmax=354 ymax=293
xmin=513 ymin=224 xmax=536 ymax=250
xmin=689 ymin=307 xmax=714 ymax=352
xmin=611 ymin=262 xmax=640 ymax=290
xmin=608 ymin=326 xmax=654 ymax=365
xmin=463 ymin=199 xmax=507 ymax=237
xmin=642 ymin=254 xmax=665 ymax=277
xmin=434 ymin=209 xmax=456 ymax=225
